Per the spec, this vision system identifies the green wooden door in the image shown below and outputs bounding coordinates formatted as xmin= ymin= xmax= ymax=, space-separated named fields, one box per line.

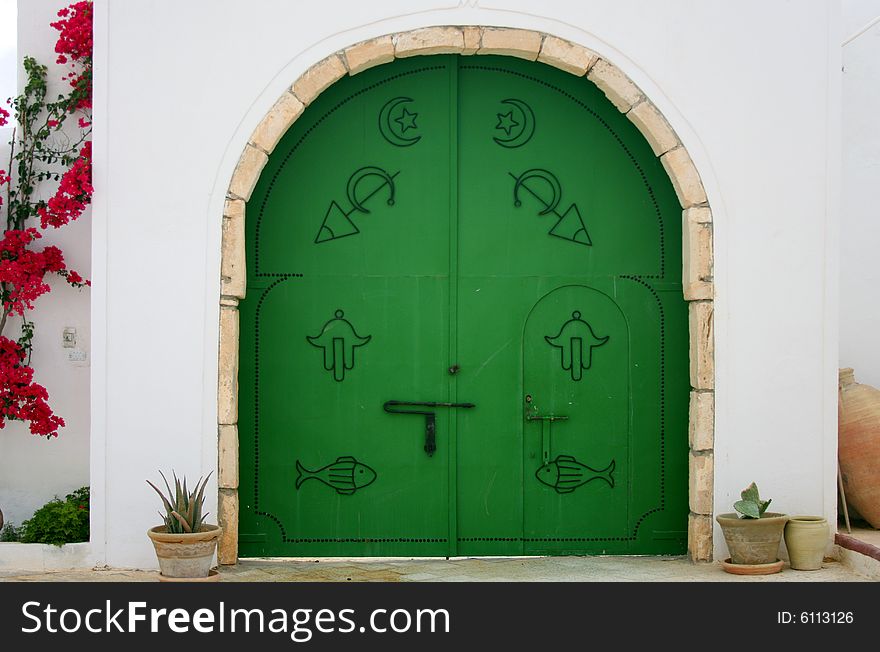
xmin=239 ymin=55 xmax=689 ymax=557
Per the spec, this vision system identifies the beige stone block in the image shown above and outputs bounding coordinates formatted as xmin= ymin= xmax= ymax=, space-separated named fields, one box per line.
xmin=218 ymin=424 xmax=239 ymax=489
xmin=688 ymin=513 xmax=713 ymax=562
xmin=682 ymin=209 xmax=713 ymax=301
xmin=221 ymin=200 xmax=246 ymax=299
xmin=219 ymin=296 xmax=239 ymax=308
xmin=218 ymin=307 xmax=239 ymax=425
xmin=627 ymin=100 xmax=679 ymax=156
xmin=689 ymin=452 xmax=714 ymax=515
xmin=228 ymin=144 xmax=267 ymax=202
xmin=661 ymin=146 xmax=708 ymax=208
xmin=344 ymin=36 xmax=394 ymax=75
xmin=217 ymin=489 xmax=238 ymax=565
xmin=587 ymin=59 xmax=643 ymax=113
xmin=689 ymin=301 xmax=715 ymax=390
xmin=462 ymin=26 xmax=481 ymax=55
xmin=537 ymin=36 xmax=597 ymax=76
xmin=684 ymin=281 xmax=713 ymax=301
xmin=292 ymin=55 xmax=347 ymax=105
xmin=224 ymin=197 xmax=244 ymax=222
xmin=683 ymin=207 xmax=714 ymax=297
xmin=478 ymin=28 xmax=542 ymax=61
xmin=395 ymin=27 xmax=464 ymax=58
xmin=686 ymin=205 xmax=713 ymax=224
xmin=249 ymin=92 xmax=304 ymax=154
xmin=690 ymin=223 xmax=712 ymax=280
xmin=689 ymin=391 xmax=715 ymax=452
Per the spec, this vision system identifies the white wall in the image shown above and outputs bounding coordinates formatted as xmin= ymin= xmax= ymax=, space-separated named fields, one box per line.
xmin=88 ymin=0 xmax=840 ymax=567
xmin=0 ymin=0 xmax=90 ymax=528
xmin=0 ymin=0 xmax=17 ymax=109
xmin=841 ymin=0 xmax=880 ymax=389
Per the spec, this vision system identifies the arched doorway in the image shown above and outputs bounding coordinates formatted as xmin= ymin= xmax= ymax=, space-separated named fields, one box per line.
xmin=236 ymin=53 xmax=690 ymax=557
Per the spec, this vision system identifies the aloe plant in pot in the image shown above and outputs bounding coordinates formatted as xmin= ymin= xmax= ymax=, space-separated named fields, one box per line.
xmin=147 ymin=471 xmax=221 ymax=581
xmin=716 ymin=482 xmax=788 ymax=574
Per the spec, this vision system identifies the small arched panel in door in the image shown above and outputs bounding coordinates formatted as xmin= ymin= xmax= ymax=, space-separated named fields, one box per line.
xmin=523 ymin=284 xmax=629 ymax=548
xmin=521 ymin=280 xmax=684 ymax=554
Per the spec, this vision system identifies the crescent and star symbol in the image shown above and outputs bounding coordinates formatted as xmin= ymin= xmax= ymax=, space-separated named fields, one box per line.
xmin=379 ymin=97 xmax=421 ymax=147
xmin=493 ymin=98 xmax=535 ymax=148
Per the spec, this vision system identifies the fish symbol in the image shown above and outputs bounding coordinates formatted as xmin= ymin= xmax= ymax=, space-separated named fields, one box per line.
xmin=535 ymin=454 xmax=615 ymax=494
xmin=295 ymin=456 xmax=377 ymax=495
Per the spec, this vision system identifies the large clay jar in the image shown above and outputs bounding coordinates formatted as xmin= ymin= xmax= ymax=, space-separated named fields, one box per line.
xmin=784 ymin=516 xmax=829 ymax=570
xmin=838 ymin=368 xmax=880 ymax=528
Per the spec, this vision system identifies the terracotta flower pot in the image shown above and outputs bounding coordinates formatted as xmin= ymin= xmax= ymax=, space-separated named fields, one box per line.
xmin=716 ymin=513 xmax=788 ymax=565
xmin=838 ymin=368 xmax=880 ymax=528
xmin=147 ymin=524 xmax=221 ymax=579
xmin=784 ymin=516 xmax=828 ymax=571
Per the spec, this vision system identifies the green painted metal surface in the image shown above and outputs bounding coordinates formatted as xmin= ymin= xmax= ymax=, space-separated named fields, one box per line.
xmin=239 ymin=55 xmax=689 ymax=557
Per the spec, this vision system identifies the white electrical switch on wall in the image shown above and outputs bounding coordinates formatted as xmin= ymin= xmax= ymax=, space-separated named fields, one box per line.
xmin=62 ymin=327 xmax=77 ymax=348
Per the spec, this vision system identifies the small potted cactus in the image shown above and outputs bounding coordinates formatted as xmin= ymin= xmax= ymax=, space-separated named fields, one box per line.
xmin=716 ymin=482 xmax=788 ymax=574
xmin=147 ymin=471 xmax=221 ymax=581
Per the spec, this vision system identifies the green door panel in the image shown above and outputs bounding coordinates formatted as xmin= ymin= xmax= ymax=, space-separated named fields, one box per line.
xmin=239 ymin=57 xmax=455 ymax=556
xmin=251 ymin=57 xmax=454 ymax=280
xmin=240 ymin=276 xmax=451 ymax=556
xmin=522 ymin=284 xmax=630 ymax=551
xmin=239 ymin=54 xmax=689 ymax=557
xmin=456 ymin=60 xmax=671 ymax=280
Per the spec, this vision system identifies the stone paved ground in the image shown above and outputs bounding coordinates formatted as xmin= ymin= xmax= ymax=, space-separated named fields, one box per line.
xmin=0 ymin=556 xmax=871 ymax=582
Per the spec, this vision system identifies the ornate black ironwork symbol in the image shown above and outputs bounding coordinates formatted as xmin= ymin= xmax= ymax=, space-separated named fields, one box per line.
xmin=315 ymin=166 xmax=398 ymax=244
xmin=510 ymin=169 xmax=592 ymax=246
xmin=494 ymin=98 xmax=535 ymax=148
xmin=306 ymin=309 xmax=371 ymax=382
xmin=379 ymin=97 xmax=421 ymax=147
xmin=295 ymin=456 xmax=377 ymax=495
xmin=545 ymin=311 xmax=609 ymax=381
xmin=536 ymin=454 xmax=615 ymax=493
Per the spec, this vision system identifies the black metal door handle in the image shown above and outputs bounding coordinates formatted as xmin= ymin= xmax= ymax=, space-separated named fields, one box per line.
xmin=383 ymin=400 xmax=476 ymax=456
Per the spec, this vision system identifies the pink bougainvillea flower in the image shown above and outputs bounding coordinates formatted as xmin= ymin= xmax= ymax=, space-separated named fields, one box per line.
xmin=37 ymin=140 xmax=92 ymax=229
xmin=51 ymin=1 xmax=92 ymax=111
xmin=0 ymin=336 xmax=65 ymax=437
xmin=0 ymin=228 xmax=88 ymax=315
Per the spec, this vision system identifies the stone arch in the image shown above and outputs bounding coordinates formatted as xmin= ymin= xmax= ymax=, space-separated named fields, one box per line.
xmin=216 ymin=26 xmax=715 ymax=564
